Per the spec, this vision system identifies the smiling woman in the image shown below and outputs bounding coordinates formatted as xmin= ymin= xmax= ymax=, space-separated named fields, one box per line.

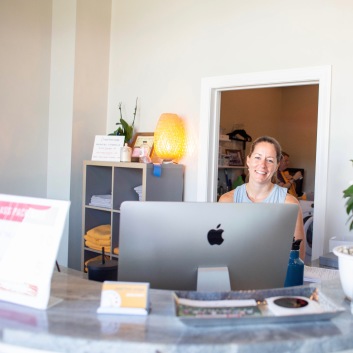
xmin=219 ymin=136 xmax=282 ymax=202
xmin=219 ymin=136 xmax=306 ymax=261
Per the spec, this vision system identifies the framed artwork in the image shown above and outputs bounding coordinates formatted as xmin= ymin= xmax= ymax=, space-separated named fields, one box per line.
xmin=131 ymin=132 xmax=154 ymax=158
xmin=225 ymin=149 xmax=244 ymax=167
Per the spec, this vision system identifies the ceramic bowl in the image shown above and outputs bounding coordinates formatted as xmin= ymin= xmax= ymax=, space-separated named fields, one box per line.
xmin=333 ymin=245 xmax=353 ymax=301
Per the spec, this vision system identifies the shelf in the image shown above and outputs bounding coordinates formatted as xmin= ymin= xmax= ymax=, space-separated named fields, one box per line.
xmin=85 ymin=205 xmax=111 ymax=211
xmin=82 ymin=161 xmax=184 ymax=272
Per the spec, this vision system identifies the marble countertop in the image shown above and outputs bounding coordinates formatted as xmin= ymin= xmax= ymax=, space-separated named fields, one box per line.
xmin=0 ymin=268 xmax=352 ymax=353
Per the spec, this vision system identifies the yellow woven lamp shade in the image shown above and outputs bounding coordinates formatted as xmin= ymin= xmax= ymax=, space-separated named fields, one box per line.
xmin=154 ymin=113 xmax=186 ymax=162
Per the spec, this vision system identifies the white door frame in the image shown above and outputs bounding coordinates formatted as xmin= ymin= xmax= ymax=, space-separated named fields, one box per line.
xmin=197 ymin=66 xmax=331 ymax=260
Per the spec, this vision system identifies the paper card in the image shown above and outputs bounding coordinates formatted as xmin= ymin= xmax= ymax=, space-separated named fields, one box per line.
xmin=0 ymin=194 xmax=70 ymax=310
xmin=97 ymin=281 xmax=150 ymax=315
xmin=91 ymin=135 xmax=125 ymax=162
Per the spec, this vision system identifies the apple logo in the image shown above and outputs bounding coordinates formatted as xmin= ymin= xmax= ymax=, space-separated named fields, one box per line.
xmin=207 ymin=224 xmax=224 ymax=245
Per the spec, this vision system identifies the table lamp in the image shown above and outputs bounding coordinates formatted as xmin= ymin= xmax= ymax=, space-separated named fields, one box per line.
xmin=154 ymin=113 xmax=186 ymax=163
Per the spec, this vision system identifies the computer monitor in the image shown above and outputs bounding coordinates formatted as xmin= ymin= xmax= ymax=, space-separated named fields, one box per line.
xmin=118 ymin=201 xmax=298 ymax=291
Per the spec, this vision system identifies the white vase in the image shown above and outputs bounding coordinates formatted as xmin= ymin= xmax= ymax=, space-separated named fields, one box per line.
xmin=333 ymin=246 xmax=353 ymax=301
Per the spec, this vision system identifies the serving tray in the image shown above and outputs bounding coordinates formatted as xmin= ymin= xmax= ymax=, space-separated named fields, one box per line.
xmin=174 ymin=286 xmax=344 ymax=326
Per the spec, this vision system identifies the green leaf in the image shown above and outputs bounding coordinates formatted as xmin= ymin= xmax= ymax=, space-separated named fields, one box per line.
xmin=109 ymin=127 xmax=123 ymax=136
xmin=347 ymin=213 xmax=353 ymax=230
xmin=120 ymin=118 xmax=134 ymax=143
xmin=108 ymin=100 xmax=137 ymax=142
xmin=346 ymin=197 xmax=353 ymax=214
xmin=119 ymin=118 xmax=129 ymax=132
xmin=343 ymin=160 xmax=353 ymax=231
xmin=343 ymin=184 xmax=353 ymax=198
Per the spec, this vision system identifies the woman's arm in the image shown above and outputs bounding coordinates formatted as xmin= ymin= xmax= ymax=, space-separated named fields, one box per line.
xmin=218 ymin=190 xmax=235 ymax=203
xmin=285 ymin=194 xmax=305 ymax=261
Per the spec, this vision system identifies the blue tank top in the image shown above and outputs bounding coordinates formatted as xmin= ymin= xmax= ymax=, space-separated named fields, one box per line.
xmin=233 ymin=184 xmax=287 ymax=203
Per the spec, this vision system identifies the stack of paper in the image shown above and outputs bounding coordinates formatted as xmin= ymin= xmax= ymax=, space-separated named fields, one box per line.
xmin=89 ymin=194 xmax=112 ymax=208
xmin=303 ymin=265 xmax=340 ymax=283
xmin=134 ymin=185 xmax=143 ymax=201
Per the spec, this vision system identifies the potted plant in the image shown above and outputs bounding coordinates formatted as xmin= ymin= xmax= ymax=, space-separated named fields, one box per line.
xmin=343 ymin=159 xmax=353 ymax=230
xmin=109 ymin=98 xmax=138 ymax=144
xmin=333 ymin=159 xmax=353 ymax=301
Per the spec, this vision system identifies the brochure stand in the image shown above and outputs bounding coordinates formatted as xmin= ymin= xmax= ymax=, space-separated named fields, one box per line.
xmin=0 ymin=194 xmax=70 ymax=310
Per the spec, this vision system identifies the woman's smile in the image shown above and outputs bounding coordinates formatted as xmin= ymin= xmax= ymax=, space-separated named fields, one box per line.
xmin=255 ymin=169 xmax=268 ymax=175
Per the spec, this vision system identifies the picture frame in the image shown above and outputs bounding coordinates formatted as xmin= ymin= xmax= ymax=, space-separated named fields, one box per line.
xmin=225 ymin=149 xmax=244 ymax=167
xmin=130 ymin=132 xmax=154 ymax=159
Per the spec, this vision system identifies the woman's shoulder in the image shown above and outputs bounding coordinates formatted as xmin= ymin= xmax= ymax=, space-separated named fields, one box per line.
xmin=285 ymin=193 xmax=300 ymax=205
xmin=218 ymin=189 xmax=235 ymax=203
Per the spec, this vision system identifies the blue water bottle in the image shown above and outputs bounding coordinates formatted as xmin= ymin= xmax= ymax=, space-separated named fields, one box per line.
xmin=284 ymin=238 xmax=304 ymax=287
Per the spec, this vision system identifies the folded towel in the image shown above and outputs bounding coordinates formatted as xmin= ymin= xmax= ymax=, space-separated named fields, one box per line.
xmin=86 ymin=224 xmax=111 ymax=239
xmin=85 ymin=240 xmax=111 ymax=253
xmin=84 ymin=234 xmax=111 ymax=246
xmin=113 ymin=247 xmax=119 ymax=255
xmin=89 ymin=194 xmax=112 ymax=208
xmin=87 ymin=232 xmax=111 ymax=241
xmin=134 ymin=185 xmax=143 ymax=201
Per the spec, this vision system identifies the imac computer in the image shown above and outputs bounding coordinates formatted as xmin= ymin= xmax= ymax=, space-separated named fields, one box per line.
xmin=118 ymin=201 xmax=299 ymax=291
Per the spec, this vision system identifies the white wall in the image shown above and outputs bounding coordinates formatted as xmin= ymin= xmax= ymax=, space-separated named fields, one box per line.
xmin=0 ymin=0 xmax=52 ymax=197
xmin=48 ymin=0 xmax=76 ymax=266
xmin=69 ymin=0 xmax=112 ymax=269
xmin=108 ymin=0 xmax=353 ymax=251
xmin=0 ymin=0 xmax=73 ymax=265
xmin=0 ymin=0 xmax=111 ymax=269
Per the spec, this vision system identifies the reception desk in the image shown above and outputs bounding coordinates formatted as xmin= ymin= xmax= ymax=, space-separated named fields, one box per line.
xmin=0 ymin=268 xmax=352 ymax=353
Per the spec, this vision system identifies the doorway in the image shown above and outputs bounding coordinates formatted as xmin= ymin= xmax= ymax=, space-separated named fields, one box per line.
xmin=218 ymin=85 xmax=318 ymax=200
xmin=196 ymin=66 xmax=331 ymax=260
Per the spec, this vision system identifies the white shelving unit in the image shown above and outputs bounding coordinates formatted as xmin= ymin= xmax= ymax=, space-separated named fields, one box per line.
xmin=82 ymin=161 xmax=184 ymax=271
xmin=217 ymin=139 xmax=248 ymax=198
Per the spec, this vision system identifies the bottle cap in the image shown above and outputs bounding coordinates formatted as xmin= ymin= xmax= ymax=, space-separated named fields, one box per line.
xmin=291 ymin=238 xmax=302 ymax=251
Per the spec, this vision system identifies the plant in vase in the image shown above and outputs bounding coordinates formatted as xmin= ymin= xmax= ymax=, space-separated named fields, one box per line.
xmin=333 ymin=159 xmax=353 ymax=302
xmin=109 ymin=98 xmax=138 ymax=144
xmin=343 ymin=159 xmax=353 ymax=230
